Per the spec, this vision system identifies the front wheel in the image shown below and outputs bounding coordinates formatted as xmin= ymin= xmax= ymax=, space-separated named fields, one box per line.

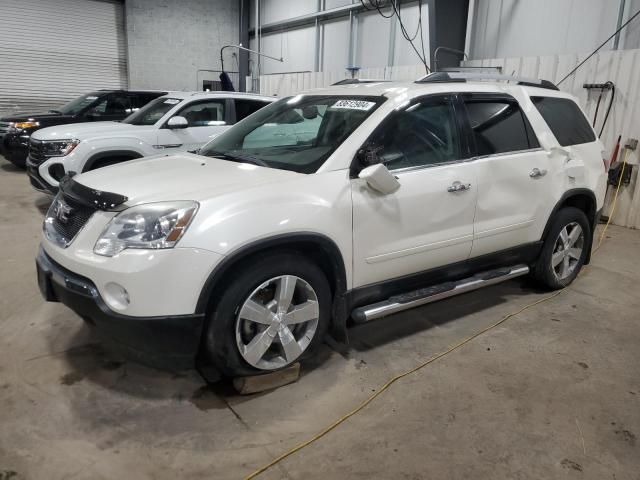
xmin=201 ymin=253 xmax=331 ymax=377
xmin=533 ymin=207 xmax=591 ymax=289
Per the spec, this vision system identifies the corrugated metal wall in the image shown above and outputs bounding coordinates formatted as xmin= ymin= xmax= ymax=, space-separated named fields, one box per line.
xmin=0 ymin=0 xmax=128 ymax=116
xmin=257 ymin=64 xmax=428 ymax=97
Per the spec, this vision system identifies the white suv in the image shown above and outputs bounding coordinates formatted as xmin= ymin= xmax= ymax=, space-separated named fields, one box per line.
xmin=26 ymin=91 xmax=274 ymax=194
xmin=36 ymin=74 xmax=607 ymax=377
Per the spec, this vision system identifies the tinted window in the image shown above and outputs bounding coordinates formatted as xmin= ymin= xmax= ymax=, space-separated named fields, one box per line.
xmin=57 ymin=92 xmax=106 ymax=115
xmin=177 ymin=100 xmax=226 ymax=127
xmin=130 ymin=93 xmax=163 ymax=110
xmin=464 ymin=99 xmax=538 ymax=155
xmin=532 ymin=96 xmax=596 ymax=146
xmin=235 ymin=99 xmax=270 ymax=122
xmin=123 ymin=97 xmax=182 ymax=125
xmin=370 ymin=96 xmax=460 ymax=170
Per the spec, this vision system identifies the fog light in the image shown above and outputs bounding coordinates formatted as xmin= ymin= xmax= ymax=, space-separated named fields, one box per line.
xmin=48 ymin=163 xmax=66 ymax=181
xmin=104 ymin=282 xmax=130 ymax=310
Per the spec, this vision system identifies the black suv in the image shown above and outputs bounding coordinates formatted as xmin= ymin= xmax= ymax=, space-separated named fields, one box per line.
xmin=0 ymin=90 xmax=167 ymax=168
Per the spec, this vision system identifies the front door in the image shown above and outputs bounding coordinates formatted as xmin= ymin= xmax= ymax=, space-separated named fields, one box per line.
xmin=156 ymin=99 xmax=230 ymax=152
xmin=461 ymin=93 xmax=555 ymax=258
xmin=351 ymin=94 xmax=477 ymax=288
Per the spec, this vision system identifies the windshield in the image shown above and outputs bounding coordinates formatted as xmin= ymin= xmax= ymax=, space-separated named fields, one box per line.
xmin=199 ymin=95 xmax=385 ymax=173
xmin=57 ymin=92 xmax=106 ymax=115
xmin=122 ymin=97 xmax=182 ymax=125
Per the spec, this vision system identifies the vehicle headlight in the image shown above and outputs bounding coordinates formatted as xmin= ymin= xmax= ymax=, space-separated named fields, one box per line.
xmin=14 ymin=121 xmax=39 ymax=130
xmin=41 ymin=139 xmax=80 ymax=157
xmin=94 ymin=201 xmax=199 ymax=257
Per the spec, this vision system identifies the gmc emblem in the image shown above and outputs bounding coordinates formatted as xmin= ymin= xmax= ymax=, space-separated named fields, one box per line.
xmin=54 ymin=199 xmax=73 ymax=224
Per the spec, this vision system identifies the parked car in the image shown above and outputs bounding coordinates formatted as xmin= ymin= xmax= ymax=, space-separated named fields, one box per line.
xmin=35 ymin=74 xmax=606 ymax=377
xmin=0 ymin=90 xmax=166 ymax=168
xmin=26 ymin=92 xmax=275 ymax=194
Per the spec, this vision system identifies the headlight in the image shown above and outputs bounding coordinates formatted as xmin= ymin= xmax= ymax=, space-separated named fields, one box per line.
xmin=94 ymin=201 xmax=198 ymax=257
xmin=41 ymin=139 xmax=80 ymax=157
xmin=14 ymin=121 xmax=39 ymax=130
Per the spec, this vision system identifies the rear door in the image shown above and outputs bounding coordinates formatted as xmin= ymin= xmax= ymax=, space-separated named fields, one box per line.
xmin=462 ymin=93 xmax=555 ymax=258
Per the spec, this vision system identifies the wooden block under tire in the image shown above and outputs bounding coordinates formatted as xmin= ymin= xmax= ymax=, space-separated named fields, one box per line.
xmin=233 ymin=363 xmax=301 ymax=394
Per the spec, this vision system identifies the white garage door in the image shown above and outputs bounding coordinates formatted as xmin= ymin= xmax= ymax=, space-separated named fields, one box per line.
xmin=0 ymin=0 xmax=128 ymax=116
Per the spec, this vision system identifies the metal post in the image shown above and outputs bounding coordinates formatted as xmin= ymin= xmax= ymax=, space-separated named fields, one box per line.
xmin=387 ymin=13 xmax=397 ymax=68
xmin=238 ymin=0 xmax=250 ymax=91
xmin=614 ymin=0 xmax=626 ymax=49
xmin=255 ymin=0 xmax=261 ymax=78
xmin=314 ymin=0 xmax=322 ymax=72
xmin=348 ymin=8 xmax=359 ymax=70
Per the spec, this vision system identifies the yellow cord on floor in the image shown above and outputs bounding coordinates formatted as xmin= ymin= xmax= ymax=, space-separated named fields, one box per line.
xmin=244 ymin=152 xmax=629 ymax=480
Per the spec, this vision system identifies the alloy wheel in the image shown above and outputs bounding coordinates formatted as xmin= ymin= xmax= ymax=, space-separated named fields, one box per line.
xmin=551 ymin=221 xmax=585 ymax=280
xmin=235 ymin=275 xmax=320 ymax=370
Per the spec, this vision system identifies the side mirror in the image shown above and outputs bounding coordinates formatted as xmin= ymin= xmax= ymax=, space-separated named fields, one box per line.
xmin=167 ymin=116 xmax=188 ymax=129
xmin=358 ymin=164 xmax=400 ymax=195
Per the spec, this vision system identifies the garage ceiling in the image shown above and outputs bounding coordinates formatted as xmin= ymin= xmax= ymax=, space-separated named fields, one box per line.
xmin=0 ymin=0 xmax=128 ymax=116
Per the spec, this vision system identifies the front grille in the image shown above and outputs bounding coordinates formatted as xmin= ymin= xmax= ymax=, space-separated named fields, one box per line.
xmin=29 ymin=138 xmax=48 ymax=165
xmin=45 ymin=194 xmax=96 ymax=247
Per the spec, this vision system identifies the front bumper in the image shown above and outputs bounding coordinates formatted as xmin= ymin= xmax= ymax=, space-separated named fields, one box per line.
xmin=27 ymin=159 xmax=58 ymax=194
xmin=2 ymin=132 xmax=29 ymax=163
xmin=36 ymin=247 xmax=205 ymax=369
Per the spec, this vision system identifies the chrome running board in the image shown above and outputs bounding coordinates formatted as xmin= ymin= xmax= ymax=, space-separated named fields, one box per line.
xmin=351 ymin=264 xmax=530 ymax=323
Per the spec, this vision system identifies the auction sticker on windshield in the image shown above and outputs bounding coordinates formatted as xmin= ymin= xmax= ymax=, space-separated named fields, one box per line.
xmin=330 ymin=99 xmax=376 ymax=111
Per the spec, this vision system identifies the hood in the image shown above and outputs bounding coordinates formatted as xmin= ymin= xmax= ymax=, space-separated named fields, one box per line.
xmin=32 ymin=121 xmax=148 ymax=141
xmin=73 ymin=152 xmax=301 ymax=204
xmin=1 ymin=111 xmax=68 ymax=122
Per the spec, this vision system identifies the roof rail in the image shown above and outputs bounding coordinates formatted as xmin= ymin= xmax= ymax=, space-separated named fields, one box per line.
xmin=189 ymin=91 xmax=267 ymax=96
xmin=415 ymin=71 xmax=559 ymax=91
xmin=332 ymin=78 xmax=391 ymax=85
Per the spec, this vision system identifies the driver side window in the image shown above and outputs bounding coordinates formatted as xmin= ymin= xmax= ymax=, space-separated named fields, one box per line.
xmin=372 ymin=96 xmax=460 ymax=170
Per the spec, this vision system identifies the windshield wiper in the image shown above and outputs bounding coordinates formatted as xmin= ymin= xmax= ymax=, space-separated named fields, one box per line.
xmin=205 ymin=151 xmax=269 ymax=168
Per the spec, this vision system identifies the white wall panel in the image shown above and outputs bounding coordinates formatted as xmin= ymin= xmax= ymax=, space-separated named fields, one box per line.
xmin=323 ymin=17 xmax=351 ymax=72
xmin=469 ymin=0 xmax=640 ymax=60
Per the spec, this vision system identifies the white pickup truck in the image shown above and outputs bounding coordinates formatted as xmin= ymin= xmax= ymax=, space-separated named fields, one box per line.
xmin=26 ymin=91 xmax=274 ymax=193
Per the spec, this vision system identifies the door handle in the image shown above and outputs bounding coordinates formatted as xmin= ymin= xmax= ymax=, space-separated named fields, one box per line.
xmin=529 ymin=168 xmax=547 ymax=178
xmin=447 ymin=181 xmax=472 ymax=192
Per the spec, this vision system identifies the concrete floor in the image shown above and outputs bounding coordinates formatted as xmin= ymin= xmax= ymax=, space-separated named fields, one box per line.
xmin=1 ymin=157 xmax=639 ymax=480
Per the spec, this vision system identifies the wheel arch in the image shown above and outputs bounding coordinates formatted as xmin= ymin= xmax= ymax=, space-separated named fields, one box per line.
xmin=82 ymin=149 xmax=144 ymax=172
xmin=541 ymin=189 xmax=597 ymax=264
xmin=195 ymin=232 xmax=349 ymax=341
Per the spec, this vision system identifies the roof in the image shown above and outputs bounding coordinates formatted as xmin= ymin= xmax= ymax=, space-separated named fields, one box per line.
xmin=293 ymin=79 xmax=575 ymax=102
xmin=160 ymin=91 xmax=275 ymax=101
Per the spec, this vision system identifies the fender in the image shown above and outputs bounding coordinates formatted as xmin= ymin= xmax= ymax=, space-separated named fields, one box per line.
xmin=541 ymin=188 xmax=597 ymax=264
xmin=83 ymin=149 xmax=144 ymax=172
xmin=195 ymin=232 xmax=349 ymax=342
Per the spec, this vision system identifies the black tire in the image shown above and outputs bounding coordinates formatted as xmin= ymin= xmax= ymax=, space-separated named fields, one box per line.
xmin=532 ymin=207 xmax=591 ymax=289
xmin=201 ymin=252 xmax=331 ymax=377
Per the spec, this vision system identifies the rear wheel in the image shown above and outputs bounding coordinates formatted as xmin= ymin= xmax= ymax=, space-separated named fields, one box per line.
xmin=533 ymin=207 xmax=591 ymax=289
xmin=201 ymin=253 xmax=331 ymax=377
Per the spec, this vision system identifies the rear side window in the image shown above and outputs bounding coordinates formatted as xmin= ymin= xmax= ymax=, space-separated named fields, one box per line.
xmin=532 ymin=96 xmax=596 ymax=146
xmin=235 ymin=99 xmax=270 ymax=122
xmin=464 ymin=98 xmax=539 ymax=156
